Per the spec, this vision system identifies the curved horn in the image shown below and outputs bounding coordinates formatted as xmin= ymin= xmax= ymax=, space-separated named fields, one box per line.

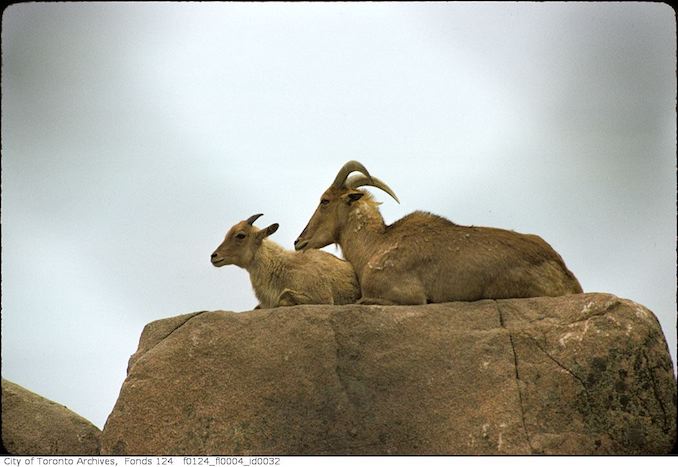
xmin=331 ymin=160 xmax=371 ymax=188
xmin=245 ymin=213 xmax=264 ymax=225
xmin=346 ymin=174 xmax=400 ymax=204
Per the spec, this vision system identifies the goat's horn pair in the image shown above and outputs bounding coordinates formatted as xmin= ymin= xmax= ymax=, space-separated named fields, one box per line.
xmin=246 ymin=213 xmax=264 ymax=225
xmin=331 ymin=160 xmax=371 ymax=188
xmin=346 ymin=174 xmax=400 ymax=204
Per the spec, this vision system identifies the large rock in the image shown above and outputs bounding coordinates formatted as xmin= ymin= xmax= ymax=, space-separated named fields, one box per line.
xmin=2 ymin=379 xmax=101 ymax=454
xmin=100 ymin=293 xmax=676 ymax=455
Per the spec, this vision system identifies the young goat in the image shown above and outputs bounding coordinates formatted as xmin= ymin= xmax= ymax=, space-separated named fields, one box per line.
xmin=211 ymin=213 xmax=360 ymax=308
xmin=294 ymin=161 xmax=583 ymax=305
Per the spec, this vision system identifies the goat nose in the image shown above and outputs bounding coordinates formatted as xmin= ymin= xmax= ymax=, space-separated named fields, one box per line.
xmin=293 ymin=239 xmax=299 ymax=246
xmin=211 ymin=253 xmax=217 ymax=259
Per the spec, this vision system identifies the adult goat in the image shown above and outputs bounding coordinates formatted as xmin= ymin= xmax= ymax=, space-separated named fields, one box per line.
xmin=294 ymin=161 xmax=582 ymax=305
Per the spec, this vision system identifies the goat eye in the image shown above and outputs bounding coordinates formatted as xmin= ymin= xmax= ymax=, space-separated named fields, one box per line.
xmin=320 ymin=199 xmax=330 ymax=206
xmin=235 ymin=232 xmax=246 ymax=239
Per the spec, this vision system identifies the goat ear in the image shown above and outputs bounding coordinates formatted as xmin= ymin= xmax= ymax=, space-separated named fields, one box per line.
xmin=258 ymin=223 xmax=279 ymax=239
xmin=344 ymin=191 xmax=364 ymax=205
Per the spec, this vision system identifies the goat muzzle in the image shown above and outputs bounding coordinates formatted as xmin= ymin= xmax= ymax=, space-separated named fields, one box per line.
xmin=294 ymin=238 xmax=308 ymax=251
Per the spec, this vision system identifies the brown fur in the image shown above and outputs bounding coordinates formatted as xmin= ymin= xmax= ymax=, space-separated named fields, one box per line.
xmin=295 ymin=181 xmax=582 ymax=305
xmin=212 ymin=216 xmax=360 ymax=308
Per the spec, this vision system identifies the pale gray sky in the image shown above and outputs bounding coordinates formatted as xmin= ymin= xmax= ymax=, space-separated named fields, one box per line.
xmin=2 ymin=2 xmax=675 ymax=429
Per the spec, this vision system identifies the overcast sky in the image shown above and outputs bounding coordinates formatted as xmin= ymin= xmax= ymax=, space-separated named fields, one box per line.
xmin=2 ymin=2 xmax=675 ymax=430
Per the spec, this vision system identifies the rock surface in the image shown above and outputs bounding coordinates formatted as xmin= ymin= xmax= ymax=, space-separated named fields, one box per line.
xmin=101 ymin=293 xmax=677 ymax=455
xmin=2 ymin=379 xmax=101 ymax=454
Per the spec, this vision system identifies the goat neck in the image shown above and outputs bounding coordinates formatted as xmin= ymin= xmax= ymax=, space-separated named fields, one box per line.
xmin=247 ymin=239 xmax=288 ymax=278
xmin=338 ymin=198 xmax=385 ymax=280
